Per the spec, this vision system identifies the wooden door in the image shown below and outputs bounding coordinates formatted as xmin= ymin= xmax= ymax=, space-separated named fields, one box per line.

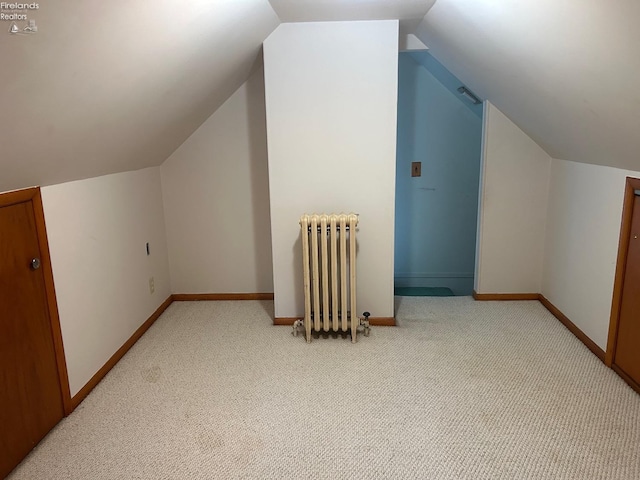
xmin=0 ymin=197 xmax=65 ymax=478
xmin=614 ymin=194 xmax=640 ymax=384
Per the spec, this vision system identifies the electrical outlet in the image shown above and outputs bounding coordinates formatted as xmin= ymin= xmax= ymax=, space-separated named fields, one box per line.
xmin=149 ymin=277 xmax=155 ymax=294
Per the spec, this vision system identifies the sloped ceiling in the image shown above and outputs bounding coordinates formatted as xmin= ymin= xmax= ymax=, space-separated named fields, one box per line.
xmin=0 ymin=0 xmax=280 ymax=192
xmin=9 ymin=0 xmax=637 ymax=192
xmin=0 ymin=0 xmax=438 ymax=193
xmin=415 ymin=0 xmax=640 ymax=172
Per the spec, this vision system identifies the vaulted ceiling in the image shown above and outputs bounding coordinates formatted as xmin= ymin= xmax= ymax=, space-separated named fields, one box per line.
xmin=270 ymin=0 xmax=436 ymax=22
xmin=1 ymin=0 xmax=638 ymax=192
xmin=0 ymin=1 xmax=280 ymax=192
xmin=416 ymin=0 xmax=640 ymax=172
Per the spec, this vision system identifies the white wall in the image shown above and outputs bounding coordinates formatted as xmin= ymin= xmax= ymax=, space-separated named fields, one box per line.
xmin=542 ymin=159 xmax=640 ymax=350
xmin=161 ymin=67 xmax=273 ymax=294
xmin=475 ymin=102 xmax=551 ymax=294
xmin=263 ymin=21 xmax=399 ymax=318
xmin=41 ymin=168 xmax=171 ymax=396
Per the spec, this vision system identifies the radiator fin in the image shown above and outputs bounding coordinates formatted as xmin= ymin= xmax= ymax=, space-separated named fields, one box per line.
xmin=299 ymin=213 xmax=359 ymax=343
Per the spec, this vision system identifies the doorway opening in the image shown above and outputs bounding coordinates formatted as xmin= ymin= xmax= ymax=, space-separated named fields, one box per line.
xmin=394 ymin=51 xmax=483 ymax=297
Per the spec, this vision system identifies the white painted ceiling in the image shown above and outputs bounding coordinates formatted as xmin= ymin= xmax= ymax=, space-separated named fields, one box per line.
xmin=2 ymin=0 xmax=638 ymax=192
xmin=0 ymin=0 xmax=280 ymax=192
xmin=268 ymin=0 xmax=436 ymax=22
xmin=0 ymin=0 xmax=439 ymax=192
xmin=415 ymin=0 xmax=640 ymax=172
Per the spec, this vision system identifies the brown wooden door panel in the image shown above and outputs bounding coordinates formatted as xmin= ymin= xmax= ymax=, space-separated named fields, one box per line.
xmin=0 ymin=200 xmax=64 ymax=478
xmin=615 ymin=195 xmax=640 ymax=384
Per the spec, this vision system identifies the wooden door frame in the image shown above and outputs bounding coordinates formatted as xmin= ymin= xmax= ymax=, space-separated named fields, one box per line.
xmin=0 ymin=187 xmax=72 ymax=415
xmin=606 ymin=177 xmax=640 ymax=373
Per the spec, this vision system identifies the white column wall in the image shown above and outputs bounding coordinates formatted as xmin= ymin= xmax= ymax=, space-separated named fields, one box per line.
xmin=263 ymin=21 xmax=399 ymax=318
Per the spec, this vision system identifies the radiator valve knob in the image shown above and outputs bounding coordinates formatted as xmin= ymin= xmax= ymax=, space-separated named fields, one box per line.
xmin=362 ymin=312 xmax=371 ymax=337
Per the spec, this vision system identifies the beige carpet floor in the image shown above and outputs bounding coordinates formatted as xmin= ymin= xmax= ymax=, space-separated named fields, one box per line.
xmin=9 ymin=297 xmax=640 ymax=479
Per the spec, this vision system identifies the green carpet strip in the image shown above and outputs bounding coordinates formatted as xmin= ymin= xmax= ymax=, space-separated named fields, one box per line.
xmin=394 ymin=286 xmax=455 ymax=297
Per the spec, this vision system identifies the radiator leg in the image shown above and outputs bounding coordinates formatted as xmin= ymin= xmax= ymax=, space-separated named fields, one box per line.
xmin=351 ymin=317 xmax=358 ymax=343
xmin=305 ymin=318 xmax=312 ymax=343
xmin=292 ymin=319 xmax=303 ymax=337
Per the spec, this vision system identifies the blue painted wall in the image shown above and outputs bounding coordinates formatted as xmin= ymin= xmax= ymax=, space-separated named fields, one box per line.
xmin=394 ymin=53 xmax=483 ymax=295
